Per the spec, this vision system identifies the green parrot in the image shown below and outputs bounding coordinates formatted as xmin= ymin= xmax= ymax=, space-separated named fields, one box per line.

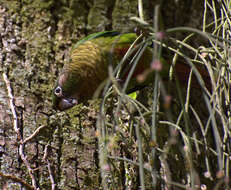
xmin=52 ymin=31 xmax=210 ymax=111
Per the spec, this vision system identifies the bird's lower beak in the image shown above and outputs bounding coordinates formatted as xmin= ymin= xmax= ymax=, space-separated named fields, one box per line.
xmin=58 ymin=98 xmax=78 ymax=111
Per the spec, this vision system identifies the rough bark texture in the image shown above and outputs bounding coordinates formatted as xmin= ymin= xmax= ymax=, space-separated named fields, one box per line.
xmin=0 ymin=1 xmax=226 ymax=190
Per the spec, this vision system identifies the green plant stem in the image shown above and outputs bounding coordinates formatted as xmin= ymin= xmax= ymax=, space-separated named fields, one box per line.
xmin=135 ymin=123 xmax=145 ymax=190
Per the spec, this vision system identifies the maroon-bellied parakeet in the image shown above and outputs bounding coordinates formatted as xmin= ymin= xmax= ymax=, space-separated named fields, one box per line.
xmin=52 ymin=31 xmax=209 ymax=111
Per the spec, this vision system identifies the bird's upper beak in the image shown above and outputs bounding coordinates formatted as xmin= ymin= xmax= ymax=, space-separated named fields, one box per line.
xmin=53 ymin=97 xmax=78 ymax=111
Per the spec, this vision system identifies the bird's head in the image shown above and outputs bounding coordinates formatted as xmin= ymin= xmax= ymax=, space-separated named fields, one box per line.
xmin=52 ymin=85 xmax=78 ymax=111
xmin=52 ymin=72 xmax=79 ymax=111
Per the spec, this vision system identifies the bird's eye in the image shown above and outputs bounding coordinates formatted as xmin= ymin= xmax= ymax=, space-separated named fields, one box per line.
xmin=54 ymin=86 xmax=63 ymax=97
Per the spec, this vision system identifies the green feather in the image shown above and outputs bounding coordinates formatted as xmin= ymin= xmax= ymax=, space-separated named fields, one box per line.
xmin=73 ymin=31 xmax=120 ymax=49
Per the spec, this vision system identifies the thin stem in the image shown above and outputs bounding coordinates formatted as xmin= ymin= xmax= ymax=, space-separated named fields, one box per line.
xmin=135 ymin=123 xmax=145 ymax=190
xmin=138 ymin=0 xmax=144 ymax=21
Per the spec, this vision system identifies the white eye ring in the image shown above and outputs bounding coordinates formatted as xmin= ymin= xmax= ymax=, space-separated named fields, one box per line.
xmin=54 ymin=86 xmax=63 ymax=97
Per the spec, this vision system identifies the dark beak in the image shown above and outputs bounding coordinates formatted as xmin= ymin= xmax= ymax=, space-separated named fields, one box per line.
xmin=55 ymin=98 xmax=78 ymax=111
